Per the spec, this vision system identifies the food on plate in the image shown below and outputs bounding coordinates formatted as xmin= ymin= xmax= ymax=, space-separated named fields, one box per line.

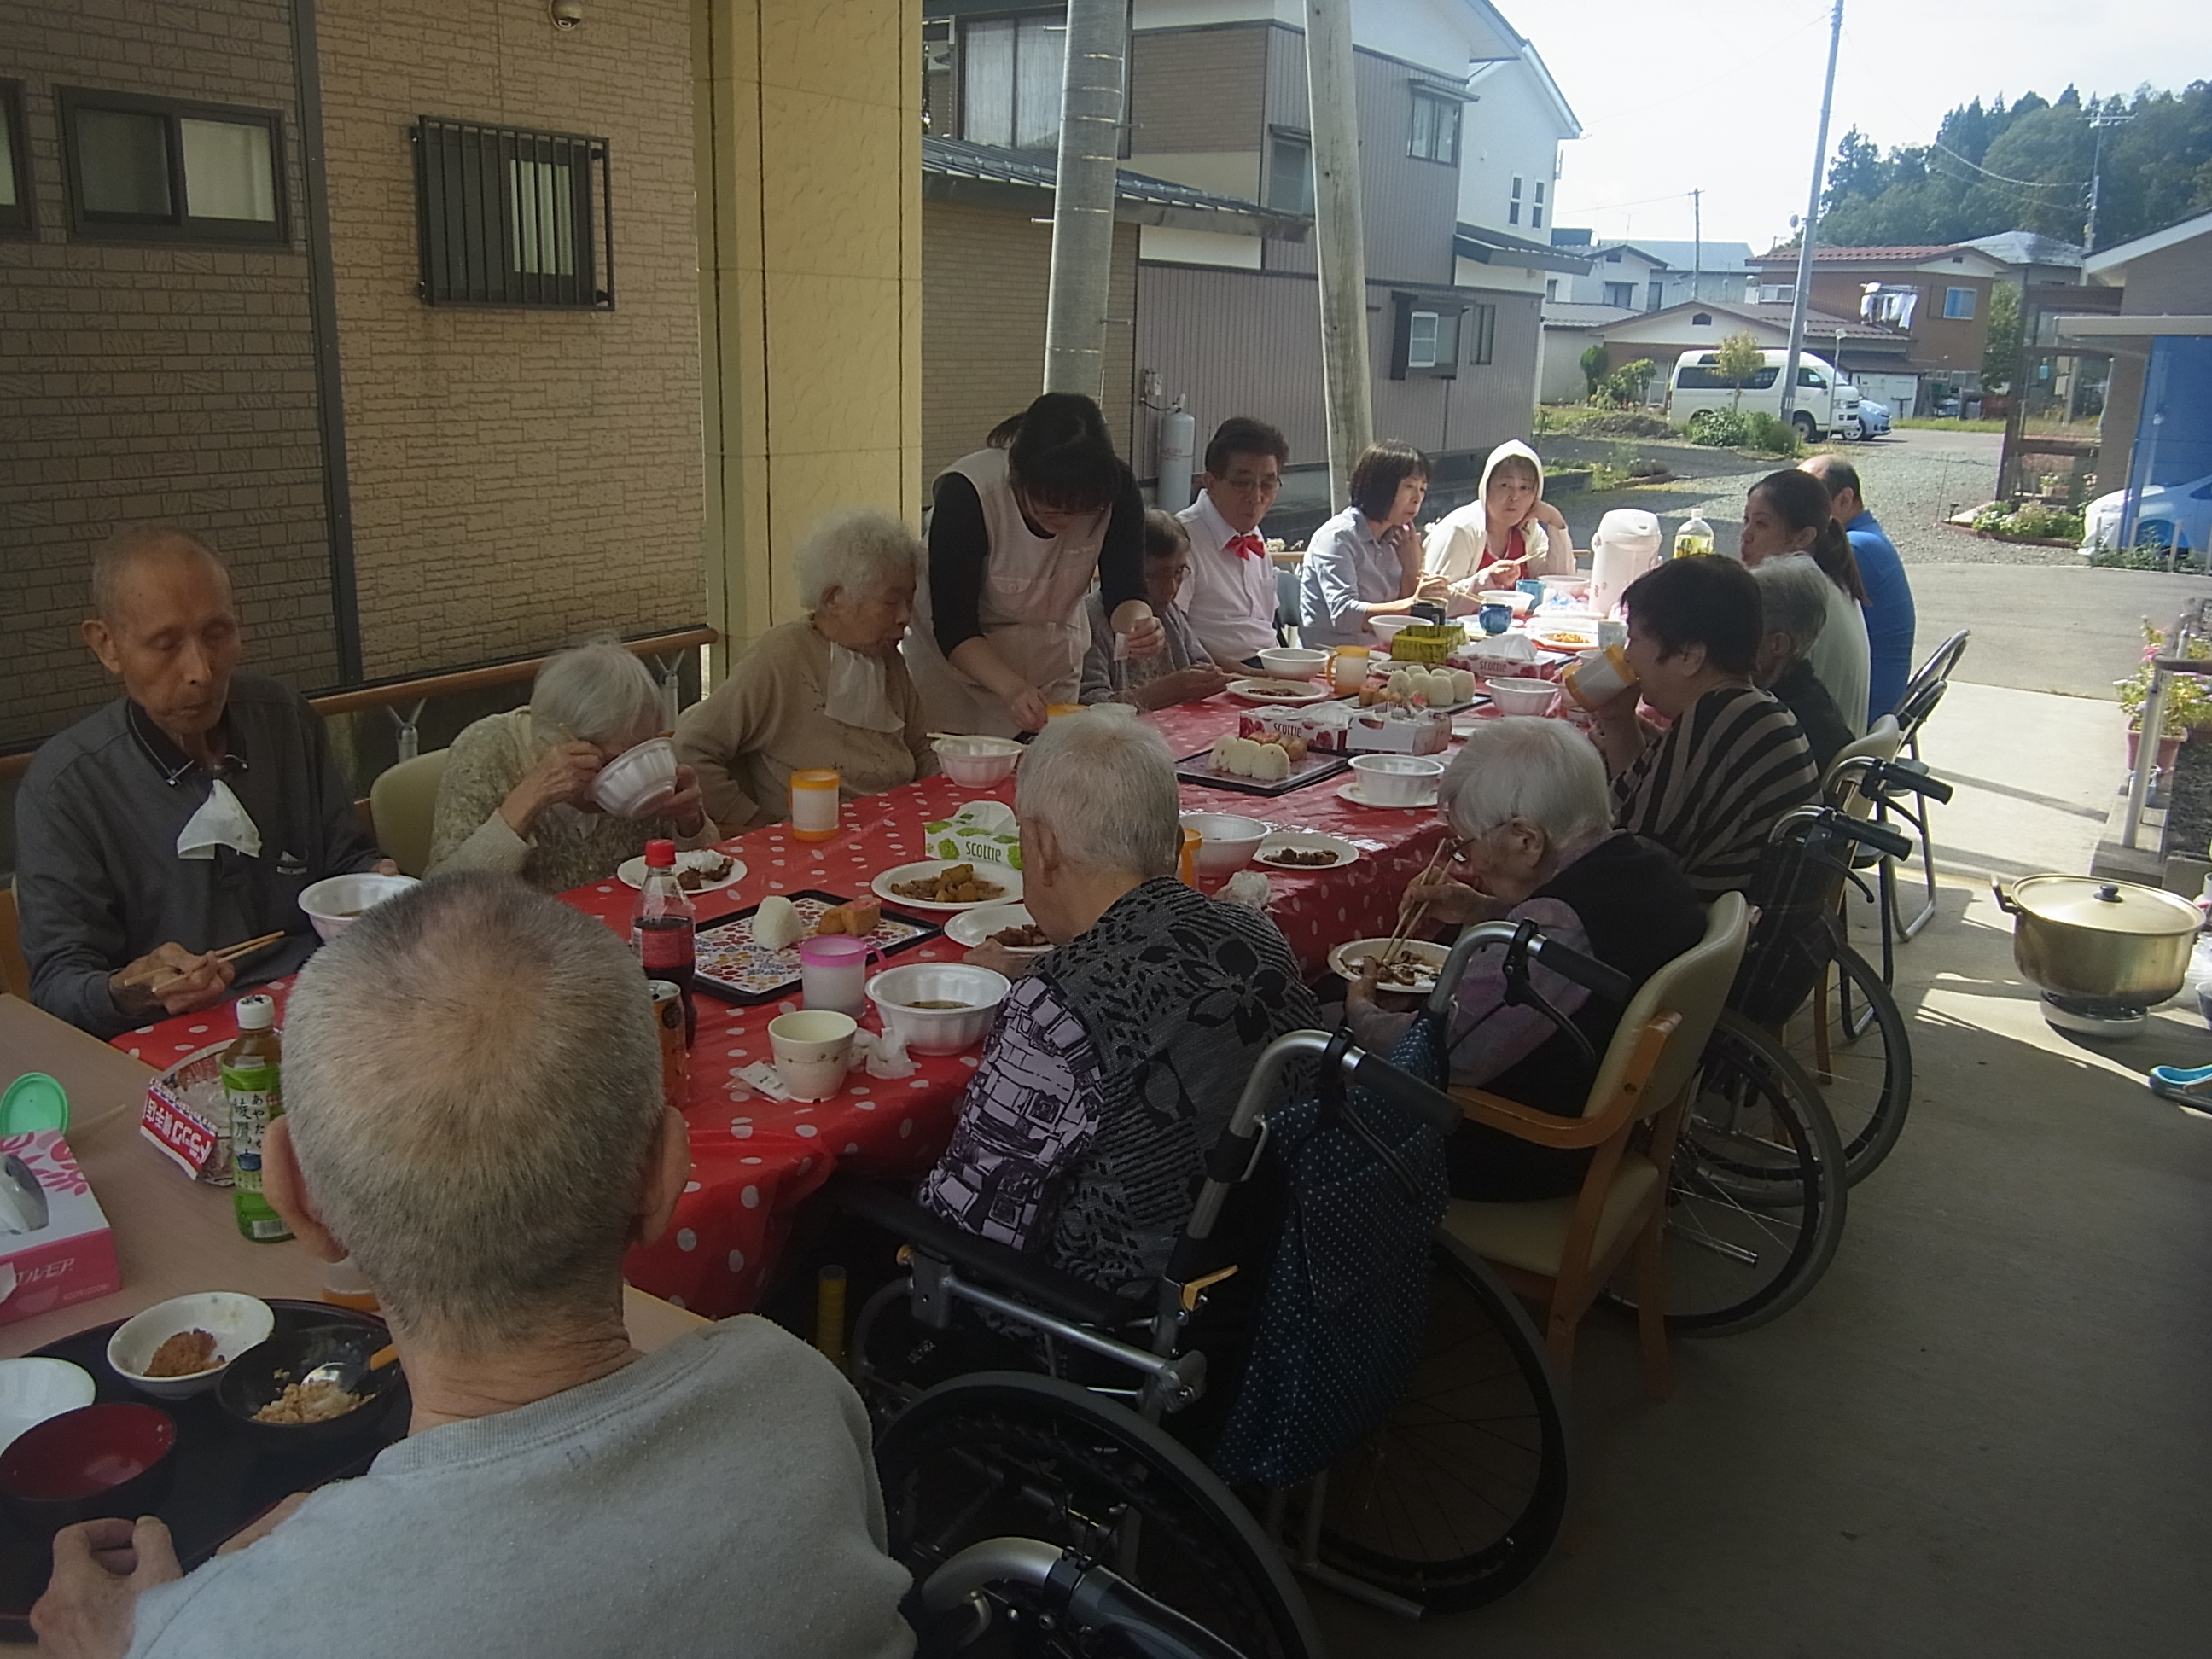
xmin=989 ymin=923 xmax=1052 ymax=948
xmin=1535 ymin=629 xmax=1595 ymax=652
xmin=751 ymin=895 xmax=806 ymax=952
xmin=1348 ymin=953 xmax=1429 ymax=988
xmin=892 ymin=864 xmax=1004 ymax=905
xmin=676 ymin=852 xmax=735 ymax=891
xmin=901 ymin=998 xmax=974 ymax=1010
xmin=1208 ymin=735 xmax=1295 ymax=782
xmin=1262 ymin=847 xmax=1341 ymax=867
xmin=1243 ymin=679 xmax=1318 ymax=700
xmin=1360 ymin=667 xmax=1477 ymax=709
xmin=813 ymin=897 xmax=882 ymax=937
xmin=253 ymin=1378 xmax=367 ymax=1425
xmin=144 ymin=1329 xmax=221 ymax=1377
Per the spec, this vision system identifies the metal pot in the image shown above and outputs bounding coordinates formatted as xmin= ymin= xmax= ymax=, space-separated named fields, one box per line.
xmin=1994 ymin=875 xmax=2202 ymax=1004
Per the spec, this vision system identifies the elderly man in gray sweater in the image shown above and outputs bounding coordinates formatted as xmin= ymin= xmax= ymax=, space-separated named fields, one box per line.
xmin=32 ymin=873 xmax=916 ymax=1659
xmin=15 ymin=525 xmax=392 ymax=1037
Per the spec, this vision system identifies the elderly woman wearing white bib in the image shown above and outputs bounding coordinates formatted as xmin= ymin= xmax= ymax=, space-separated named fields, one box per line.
xmin=674 ymin=509 xmax=940 ymax=830
xmin=906 ymin=393 xmax=1163 ymax=736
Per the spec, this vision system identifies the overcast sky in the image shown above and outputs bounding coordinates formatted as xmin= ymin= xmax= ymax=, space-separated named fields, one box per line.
xmin=1531 ymin=0 xmax=2209 ymax=253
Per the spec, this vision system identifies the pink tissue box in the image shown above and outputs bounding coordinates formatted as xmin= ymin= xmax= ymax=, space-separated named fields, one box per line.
xmin=0 ymin=1131 xmax=121 ymax=1327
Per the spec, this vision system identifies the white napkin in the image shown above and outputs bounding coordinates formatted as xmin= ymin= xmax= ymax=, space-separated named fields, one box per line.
xmin=865 ymin=1023 xmax=917 ymax=1079
xmin=175 ymin=778 xmax=262 ymax=861
xmin=824 ymin=645 xmax=904 ymax=733
xmin=1218 ymin=870 xmax=1273 ymax=912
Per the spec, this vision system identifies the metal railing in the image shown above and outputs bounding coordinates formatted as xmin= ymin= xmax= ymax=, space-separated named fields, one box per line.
xmin=2121 ymin=597 xmax=2212 ymax=849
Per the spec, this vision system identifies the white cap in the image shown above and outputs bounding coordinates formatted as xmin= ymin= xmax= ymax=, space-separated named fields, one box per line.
xmin=236 ymin=993 xmax=276 ymax=1032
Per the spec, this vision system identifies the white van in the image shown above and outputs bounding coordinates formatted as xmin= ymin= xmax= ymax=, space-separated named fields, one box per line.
xmin=1665 ymin=349 xmax=1860 ymax=441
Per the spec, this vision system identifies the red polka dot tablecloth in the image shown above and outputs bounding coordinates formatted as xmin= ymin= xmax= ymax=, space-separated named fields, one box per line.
xmin=115 ymin=695 xmax=1457 ymax=1318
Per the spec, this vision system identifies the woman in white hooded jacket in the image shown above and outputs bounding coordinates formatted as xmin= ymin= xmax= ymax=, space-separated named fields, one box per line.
xmin=1422 ymin=439 xmax=1576 ymax=614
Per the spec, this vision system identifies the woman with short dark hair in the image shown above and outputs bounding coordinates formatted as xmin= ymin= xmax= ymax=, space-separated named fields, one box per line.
xmin=1590 ymin=556 xmax=1819 ymax=898
xmin=1740 ymin=468 xmax=1871 ymax=736
xmin=907 ymin=393 xmax=1165 ymax=736
xmin=1295 ymin=439 xmax=1450 ymax=647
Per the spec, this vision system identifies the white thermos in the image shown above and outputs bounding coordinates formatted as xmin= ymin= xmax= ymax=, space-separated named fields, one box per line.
xmin=1588 ymin=509 xmax=1664 ymax=620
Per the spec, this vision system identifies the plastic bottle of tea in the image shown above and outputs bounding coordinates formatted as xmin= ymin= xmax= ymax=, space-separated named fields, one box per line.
xmin=223 ymin=993 xmax=293 ymax=1243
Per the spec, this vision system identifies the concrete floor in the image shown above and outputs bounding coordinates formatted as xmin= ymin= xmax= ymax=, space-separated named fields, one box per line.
xmin=1313 ymin=683 xmax=2212 ymax=1656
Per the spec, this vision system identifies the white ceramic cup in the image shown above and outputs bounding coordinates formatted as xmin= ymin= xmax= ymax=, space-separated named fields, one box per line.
xmin=768 ymin=1010 xmax=856 ymax=1101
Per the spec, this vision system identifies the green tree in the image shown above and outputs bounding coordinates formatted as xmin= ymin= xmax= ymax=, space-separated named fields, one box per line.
xmin=1714 ymin=331 xmax=1767 ymax=411
xmin=1578 ymin=342 xmax=1610 ymax=400
xmin=1982 ymin=282 xmax=2023 ymax=392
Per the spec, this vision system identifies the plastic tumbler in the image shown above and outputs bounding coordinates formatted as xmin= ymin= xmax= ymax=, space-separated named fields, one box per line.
xmin=789 ymin=768 xmax=841 ymax=841
xmin=799 ymin=934 xmax=870 ymax=1016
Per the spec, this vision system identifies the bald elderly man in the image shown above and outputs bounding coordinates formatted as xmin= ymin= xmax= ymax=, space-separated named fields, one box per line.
xmin=15 ymin=526 xmax=391 ymax=1038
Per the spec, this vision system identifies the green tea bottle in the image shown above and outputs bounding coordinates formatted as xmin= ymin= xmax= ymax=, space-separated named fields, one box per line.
xmin=223 ymin=993 xmax=293 ymax=1243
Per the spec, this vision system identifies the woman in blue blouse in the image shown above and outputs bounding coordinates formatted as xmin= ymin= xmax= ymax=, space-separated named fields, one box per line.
xmin=1296 ymin=440 xmax=1452 ymax=649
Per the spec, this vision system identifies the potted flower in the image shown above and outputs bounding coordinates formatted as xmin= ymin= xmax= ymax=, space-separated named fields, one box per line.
xmin=2117 ymin=620 xmax=2212 ymax=777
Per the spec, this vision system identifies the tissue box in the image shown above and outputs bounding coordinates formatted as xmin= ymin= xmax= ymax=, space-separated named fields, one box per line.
xmin=0 ymin=1130 xmax=121 ymax=1327
xmin=923 ymin=800 xmax=1022 ymax=870
xmin=1343 ymin=707 xmax=1452 ymax=754
xmin=143 ymin=1043 xmax=233 ymax=1185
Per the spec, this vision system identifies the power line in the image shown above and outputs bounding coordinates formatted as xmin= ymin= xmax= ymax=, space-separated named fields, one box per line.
xmin=1928 ymin=138 xmax=2081 ymax=190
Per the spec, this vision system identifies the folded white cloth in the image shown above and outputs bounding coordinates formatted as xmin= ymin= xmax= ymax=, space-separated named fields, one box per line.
xmin=175 ymin=778 xmax=262 ymax=860
xmin=824 ymin=645 xmax=905 ymax=733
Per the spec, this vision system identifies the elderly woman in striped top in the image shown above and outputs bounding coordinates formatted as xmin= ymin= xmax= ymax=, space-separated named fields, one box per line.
xmin=1589 ymin=555 xmax=1819 ymax=899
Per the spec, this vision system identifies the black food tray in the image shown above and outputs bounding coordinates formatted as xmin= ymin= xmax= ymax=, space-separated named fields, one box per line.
xmin=0 ymin=1300 xmax=407 ymax=1638
xmin=690 ymin=888 xmax=942 ymax=1005
xmin=1173 ymin=748 xmax=1350 ymax=799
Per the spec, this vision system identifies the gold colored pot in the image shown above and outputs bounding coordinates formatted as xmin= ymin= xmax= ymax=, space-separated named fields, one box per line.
xmin=1994 ymin=876 xmax=2202 ymax=1004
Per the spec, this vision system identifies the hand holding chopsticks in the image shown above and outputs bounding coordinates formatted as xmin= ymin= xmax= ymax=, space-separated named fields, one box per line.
xmin=115 ymin=931 xmax=288 ymax=990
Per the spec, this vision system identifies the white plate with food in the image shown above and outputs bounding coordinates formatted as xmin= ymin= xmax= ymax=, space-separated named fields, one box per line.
xmin=1336 ymin=781 xmax=1440 ymax=811
xmin=1327 ymin=938 xmax=1451 ymax=995
xmin=1254 ymin=831 xmax=1361 ymax=870
xmin=946 ymin=902 xmax=1054 ymax=954
xmin=872 ymin=859 xmax=1022 ymax=912
xmin=617 ymin=848 xmax=748 ymax=893
xmin=1226 ymin=678 xmax=1332 ymax=707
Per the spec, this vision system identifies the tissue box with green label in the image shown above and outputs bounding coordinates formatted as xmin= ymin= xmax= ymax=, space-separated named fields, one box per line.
xmin=923 ymin=800 xmax=1022 ymax=870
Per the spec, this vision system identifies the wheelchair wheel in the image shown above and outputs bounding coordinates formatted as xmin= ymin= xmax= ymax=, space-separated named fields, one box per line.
xmin=1610 ymin=1014 xmax=1847 ymax=1336
xmin=1314 ymin=1243 xmax=1574 ymax=1614
xmin=1770 ymin=941 xmax=1913 ymax=1185
xmin=876 ymin=1371 xmax=1324 ymax=1659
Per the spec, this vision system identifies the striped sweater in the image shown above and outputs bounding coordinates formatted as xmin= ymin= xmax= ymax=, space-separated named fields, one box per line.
xmin=1613 ymin=684 xmax=1819 ymax=899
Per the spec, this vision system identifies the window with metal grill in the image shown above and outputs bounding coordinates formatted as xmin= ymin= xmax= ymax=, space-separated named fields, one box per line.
xmin=413 ymin=119 xmax=612 ymax=309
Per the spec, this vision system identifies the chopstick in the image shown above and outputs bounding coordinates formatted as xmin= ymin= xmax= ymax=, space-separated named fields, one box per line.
xmin=1377 ymin=837 xmax=1456 ymax=974
xmin=118 ymin=930 xmax=289 ymax=990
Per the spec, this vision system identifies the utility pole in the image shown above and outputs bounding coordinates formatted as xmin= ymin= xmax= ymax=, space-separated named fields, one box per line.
xmin=1042 ymin=0 xmax=1128 ymax=399
xmin=2084 ymin=108 xmax=2133 ymax=253
xmin=1303 ymin=0 xmax=1373 ymax=511
xmin=1779 ymin=0 xmax=1844 ymax=432
xmin=1691 ymin=188 xmax=1703 ymax=303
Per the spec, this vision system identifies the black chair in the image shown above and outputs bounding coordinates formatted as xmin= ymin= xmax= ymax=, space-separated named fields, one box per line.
xmin=1880 ymin=629 xmax=1969 ymax=940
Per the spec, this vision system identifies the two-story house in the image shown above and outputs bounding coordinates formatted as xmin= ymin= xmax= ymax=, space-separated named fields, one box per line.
xmin=1549 ymin=236 xmax=1756 ymax=311
xmin=1748 ymin=243 xmax=2007 ymax=408
xmin=921 ymin=0 xmax=1586 ymax=491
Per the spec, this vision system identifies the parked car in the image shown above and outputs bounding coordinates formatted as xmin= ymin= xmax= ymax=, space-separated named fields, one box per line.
xmin=2079 ymin=474 xmax=2212 ymax=559
xmin=1665 ymin=349 xmax=1860 ymax=442
xmin=1856 ymin=398 xmax=1892 ymax=437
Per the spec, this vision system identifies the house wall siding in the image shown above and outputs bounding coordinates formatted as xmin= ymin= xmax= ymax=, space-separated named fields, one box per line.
xmin=317 ymin=0 xmax=701 ymax=680
xmin=1798 ymin=267 xmax=1993 ymax=376
xmin=0 ymin=0 xmax=337 ymax=747
xmin=1128 ymin=25 xmax=1266 ymax=155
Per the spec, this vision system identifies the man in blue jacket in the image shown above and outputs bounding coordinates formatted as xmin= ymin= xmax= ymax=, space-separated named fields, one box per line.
xmin=1803 ymin=456 xmax=1917 ymax=722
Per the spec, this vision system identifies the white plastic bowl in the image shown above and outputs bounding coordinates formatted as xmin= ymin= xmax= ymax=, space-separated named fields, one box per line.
xmin=1477 ymin=589 xmax=1536 ymax=614
xmin=1348 ymin=753 xmax=1446 ymax=806
xmin=0 ymin=1359 xmax=96 ymax=1454
xmin=933 ymin=735 xmax=1023 ymax=788
xmin=1257 ymin=647 xmax=1330 ymax=680
xmin=1179 ymin=812 xmax=1268 ymax=882
xmin=299 ymin=873 xmax=421 ymax=942
xmin=107 ymin=1293 xmax=275 ymax=1400
xmin=1367 ymin=615 xmax=1417 ymax=643
xmin=1485 ymin=677 xmax=1560 ymax=717
xmin=866 ymin=963 xmax=1013 ymax=1055
xmin=591 ymin=736 xmax=678 ymax=817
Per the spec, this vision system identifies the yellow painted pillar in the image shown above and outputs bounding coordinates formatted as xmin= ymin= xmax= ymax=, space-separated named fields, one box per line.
xmin=694 ymin=0 xmax=923 ymax=672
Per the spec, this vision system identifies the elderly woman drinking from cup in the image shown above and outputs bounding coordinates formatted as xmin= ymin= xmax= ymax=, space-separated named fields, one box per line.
xmin=674 ymin=509 xmax=939 ymax=830
xmin=1345 ymin=718 xmax=1704 ymax=1201
xmin=428 ymin=641 xmax=717 ymax=892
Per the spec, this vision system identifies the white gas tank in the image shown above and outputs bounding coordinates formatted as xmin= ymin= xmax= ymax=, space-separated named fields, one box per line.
xmin=1588 ymin=509 xmax=1663 ymax=619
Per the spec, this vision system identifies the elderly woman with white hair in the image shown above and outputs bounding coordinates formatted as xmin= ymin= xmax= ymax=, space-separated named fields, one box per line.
xmin=920 ymin=713 xmax=1320 ymax=1299
xmin=428 ymin=641 xmax=716 ymax=892
xmin=675 ymin=509 xmax=938 ymax=830
xmin=1347 ymin=718 xmax=1704 ymax=1201
xmin=1749 ymin=553 xmax=1853 ymax=771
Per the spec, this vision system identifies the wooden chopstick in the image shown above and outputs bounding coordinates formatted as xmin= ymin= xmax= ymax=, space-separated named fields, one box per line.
xmin=1378 ymin=836 xmax=1456 ymax=973
xmin=119 ymin=930 xmax=289 ymax=990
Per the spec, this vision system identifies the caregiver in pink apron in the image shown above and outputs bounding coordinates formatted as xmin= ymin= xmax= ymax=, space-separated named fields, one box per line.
xmin=906 ymin=393 xmax=1162 ymax=736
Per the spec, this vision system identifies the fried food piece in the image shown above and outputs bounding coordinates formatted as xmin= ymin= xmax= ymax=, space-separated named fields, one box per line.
xmin=1348 ymin=954 xmax=1428 ymax=988
xmin=1264 ymin=847 xmax=1339 ymax=867
xmin=989 ymin=923 xmax=1051 ymax=948
xmin=813 ymin=898 xmax=882 ymax=936
xmin=253 ymin=1379 xmax=365 ymax=1424
xmin=144 ymin=1328 xmax=220 ymax=1377
xmin=892 ymin=864 xmax=1004 ymax=904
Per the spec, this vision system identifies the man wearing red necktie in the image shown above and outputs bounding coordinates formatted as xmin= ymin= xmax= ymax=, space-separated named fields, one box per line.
xmin=1177 ymin=416 xmax=1291 ymax=669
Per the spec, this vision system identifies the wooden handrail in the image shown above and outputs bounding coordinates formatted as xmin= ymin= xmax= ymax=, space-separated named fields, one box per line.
xmin=0 ymin=626 xmax=719 ymax=783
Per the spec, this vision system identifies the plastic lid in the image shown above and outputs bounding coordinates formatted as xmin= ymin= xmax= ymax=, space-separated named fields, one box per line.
xmin=644 ymin=839 xmax=677 ymax=867
xmin=236 ymin=993 xmax=276 ymax=1031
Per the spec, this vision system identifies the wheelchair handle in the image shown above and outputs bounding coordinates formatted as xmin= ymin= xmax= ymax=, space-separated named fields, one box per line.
xmin=1221 ymin=1030 xmax=1461 ymax=1151
xmin=1866 ymin=755 xmax=1953 ymax=806
xmin=1424 ymin=918 xmax=1633 ymax=1016
xmin=1769 ymin=801 xmax=1916 ymax=864
xmin=919 ymin=1538 xmax=1246 ymax=1659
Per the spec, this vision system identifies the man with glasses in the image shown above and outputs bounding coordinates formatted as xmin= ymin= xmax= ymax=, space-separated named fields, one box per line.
xmin=1178 ymin=417 xmax=1291 ymax=668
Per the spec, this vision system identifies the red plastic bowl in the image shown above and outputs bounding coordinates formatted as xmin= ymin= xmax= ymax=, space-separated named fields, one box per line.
xmin=0 ymin=1403 xmax=177 ymax=1528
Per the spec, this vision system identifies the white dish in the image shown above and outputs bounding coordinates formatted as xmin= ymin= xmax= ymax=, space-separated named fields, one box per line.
xmin=871 ymin=859 xmax=1024 ymax=912
xmin=1484 ymin=676 xmax=1561 ymax=717
xmin=616 ymin=848 xmax=748 ymax=892
xmin=591 ymin=736 xmax=679 ymax=817
xmin=1254 ymin=831 xmax=1361 ymax=870
xmin=107 ymin=1292 xmax=276 ymax=1400
xmin=1256 ymin=647 xmax=1330 ymax=680
xmin=0 ymin=1359 xmax=96 ymax=1453
xmin=1179 ymin=812 xmax=1269 ymax=882
xmin=866 ymin=963 xmax=1013 ymax=1054
xmin=1348 ymin=753 xmax=1447 ymax=807
xmin=1337 ymin=781 xmax=1441 ymax=811
xmin=946 ymin=903 xmax=1054 ymax=954
xmin=1367 ymin=615 xmax=1417 ymax=643
xmin=1226 ymin=678 xmax=1333 ymax=707
xmin=1327 ymin=937 xmax=1451 ymax=995
xmin=1477 ymin=589 xmax=1537 ymax=614
xmin=934 ymin=735 xmax=1024 ymax=787
xmin=299 ymin=873 xmax=420 ymax=942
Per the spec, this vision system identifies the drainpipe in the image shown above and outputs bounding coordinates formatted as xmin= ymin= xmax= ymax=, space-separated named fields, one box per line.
xmin=1042 ymin=0 xmax=1127 ymax=400
xmin=1303 ymin=0 xmax=1373 ymax=511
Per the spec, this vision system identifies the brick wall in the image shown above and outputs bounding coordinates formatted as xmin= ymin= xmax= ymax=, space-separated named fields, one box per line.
xmin=921 ymin=200 xmax=1136 ymax=480
xmin=0 ymin=0 xmax=338 ymax=748
xmin=317 ymin=0 xmax=702 ymax=680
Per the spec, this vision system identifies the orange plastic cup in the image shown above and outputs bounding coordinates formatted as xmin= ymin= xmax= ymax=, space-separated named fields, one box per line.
xmin=1179 ymin=826 xmax=1202 ymax=887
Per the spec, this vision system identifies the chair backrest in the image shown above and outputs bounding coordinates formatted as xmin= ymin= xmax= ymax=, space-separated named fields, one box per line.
xmin=1824 ymin=714 xmax=1903 ymax=820
xmin=0 ymin=882 xmax=29 ymax=1002
xmin=1890 ymin=629 xmax=1969 ymax=725
xmin=1892 ymin=677 xmax=1947 ymax=746
xmin=1580 ymin=892 xmax=1749 ymax=1120
xmin=368 ymin=748 xmax=451 ymax=878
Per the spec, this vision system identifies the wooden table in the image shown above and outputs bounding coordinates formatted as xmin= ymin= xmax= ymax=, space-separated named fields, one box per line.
xmin=0 ymin=995 xmax=704 ymax=1360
